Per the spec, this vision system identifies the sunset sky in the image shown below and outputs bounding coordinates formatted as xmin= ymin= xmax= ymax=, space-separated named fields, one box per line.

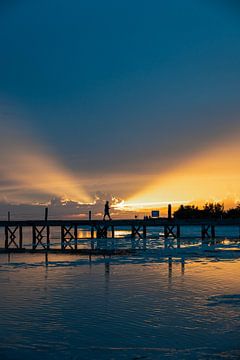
xmin=0 ymin=1 xmax=240 ymax=216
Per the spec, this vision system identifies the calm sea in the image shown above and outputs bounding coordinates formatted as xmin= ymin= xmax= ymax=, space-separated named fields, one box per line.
xmin=0 ymin=225 xmax=240 ymax=359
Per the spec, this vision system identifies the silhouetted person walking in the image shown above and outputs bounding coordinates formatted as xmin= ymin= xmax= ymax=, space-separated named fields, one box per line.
xmin=103 ymin=201 xmax=112 ymax=220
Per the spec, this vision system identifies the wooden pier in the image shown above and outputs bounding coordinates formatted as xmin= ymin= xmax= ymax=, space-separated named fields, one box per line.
xmin=0 ymin=218 xmax=240 ymax=252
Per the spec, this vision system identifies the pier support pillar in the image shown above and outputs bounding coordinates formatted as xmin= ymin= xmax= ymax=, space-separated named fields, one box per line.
xmin=201 ymin=225 xmax=214 ymax=241
xmin=96 ymin=225 xmax=108 ymax=239
xmin=131 ymin=225 xmax=147 ymax=250
xmin=90 ymin=226 xmax=95 ymax=249
xmin=143 ymin=225 xmax=147 ymax=250
xmin=164 ymin=225 xmax=180 ymax=239
xmin=111 ymin=225 xmax=115 ymax=238
xmin=32 ymin=226 xmax=50 ymax=250
xmin=168 ymin=204 xmax=172 ymax=220
xmin=177 ymin=238 xmax=181 ymax=249
xmin=131 ymin=225 xmax=143 ymax=239
xmin=5 ymin=226 xmax=23 ymax=249
xmin=61 ymin=225 xmax=78 ymax=250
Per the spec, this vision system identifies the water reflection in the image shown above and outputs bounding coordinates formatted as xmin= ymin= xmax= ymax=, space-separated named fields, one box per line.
xmin=104 ymin=255 xmax=110 ymax=275
xmin=181 ymin=257 xmax=185 ymax=275
xmin=88 ymin=253 xmax=92 ymax=267
xmin=1 ymin=226 xmax=240 ymax=253
xmin=45 ymin=251 xmax=49 ymax=267
xmin=0 ymin=254 xmax=240 ymax=359
xmin=168 ymin=257 xmax=173 ymax=285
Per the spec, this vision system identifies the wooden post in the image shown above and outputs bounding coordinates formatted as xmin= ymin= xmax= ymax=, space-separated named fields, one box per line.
xmin=90 ymin=226 xmax=95 ymax=249
xmin=44 ymin=207 xmax=48 ymax=221
xmin=32 ymin=226 xmax=36 ymax=249
xmin=74 ymin=225 xmax=78 ymax=250
xmin=19 ymin=226 xmax=23 ymax=249
xmin=131 ymin=226 xmax=135 ymax=238
xmin=143 ymin=225 xmax=147 ymax=250
xmin=46 ymin=226 xmax=50 ymax=250
xmin=7 ymin=211 xmax=10 ymax=221
xmin=111 ymin=225 xmax=115 ymax=238
xmin=168 ymin=204 xmax=172 ymax=220
xmin=176 ymin=225 xmax=181 ymax=248
xmin=61 ymin=226 xmax=65 ymax=250
xmin=143 ymin=225 xmax=147 ymax=239
xmin=5 ymin=226 xmax=8 ymax=249
xmin=89 ymin=211 xmax=92 ymax=220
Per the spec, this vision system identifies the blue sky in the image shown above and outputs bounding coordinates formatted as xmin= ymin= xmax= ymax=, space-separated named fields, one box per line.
xmin=0 ymin=0 xmax=240 ymax=204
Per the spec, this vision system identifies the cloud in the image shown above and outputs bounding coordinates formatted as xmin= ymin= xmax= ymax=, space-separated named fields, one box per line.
xmin=0 ymin=193 xmax=127 ymax=220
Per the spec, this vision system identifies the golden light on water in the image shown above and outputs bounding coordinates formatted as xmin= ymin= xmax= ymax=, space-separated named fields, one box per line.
xmin=123 ymin=137 xmax=240 ymax=210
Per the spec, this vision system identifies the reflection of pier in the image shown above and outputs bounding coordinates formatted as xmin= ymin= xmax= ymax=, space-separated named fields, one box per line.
xmin=1 ymin=218 xmax=240 ymax=251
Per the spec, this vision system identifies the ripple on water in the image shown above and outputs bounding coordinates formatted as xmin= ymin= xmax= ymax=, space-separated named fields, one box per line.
xmin=0 ymin=255 xmax=240 ymax=359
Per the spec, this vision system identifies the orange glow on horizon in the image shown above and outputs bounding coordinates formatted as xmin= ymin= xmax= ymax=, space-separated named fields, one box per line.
xmin=1 ymin=110 xmax=239 ymax=209
xmin=124 ymin=137 xmax=240 ymax=210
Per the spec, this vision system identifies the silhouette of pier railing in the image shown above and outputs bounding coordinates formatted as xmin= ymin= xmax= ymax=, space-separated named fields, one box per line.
xmin=0 ymin=218 xmax=240 ymax=252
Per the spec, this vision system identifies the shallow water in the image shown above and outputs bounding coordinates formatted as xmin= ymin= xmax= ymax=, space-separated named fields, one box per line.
xmin=0 ymin=253 xmax=240 ymax=359
xmin=1 ymin=225 xmax=240 ymax=251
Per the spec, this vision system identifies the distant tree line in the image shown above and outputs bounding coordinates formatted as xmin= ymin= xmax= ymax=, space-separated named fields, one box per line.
xmin=174 ymin=203 xmax=240 ymax=219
